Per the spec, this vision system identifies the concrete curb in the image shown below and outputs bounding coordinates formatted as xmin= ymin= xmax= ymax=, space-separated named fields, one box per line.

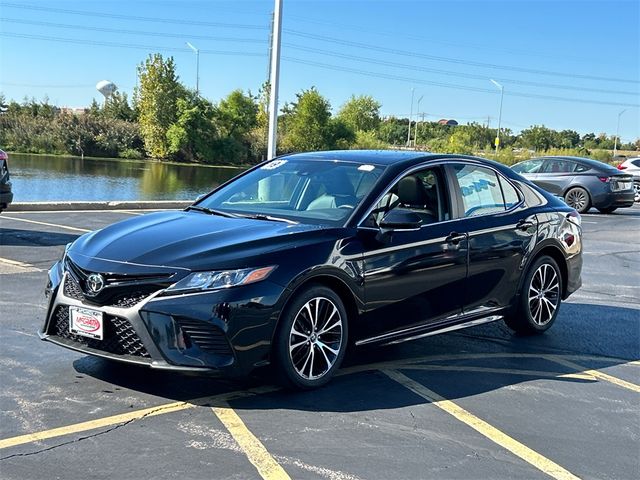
xmin=7 ymin=201 xmax=192 ymax=211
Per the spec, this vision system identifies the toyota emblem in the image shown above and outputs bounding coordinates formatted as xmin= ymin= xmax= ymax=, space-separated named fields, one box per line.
xmin=86 ymin=273 xmax=105 ymax=295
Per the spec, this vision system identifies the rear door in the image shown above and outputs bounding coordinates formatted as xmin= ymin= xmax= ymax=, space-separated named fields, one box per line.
xmin=536 ymin=159 xmax=578 ymax=195
xmin=447 ymin=162 xmax=538 ymax=316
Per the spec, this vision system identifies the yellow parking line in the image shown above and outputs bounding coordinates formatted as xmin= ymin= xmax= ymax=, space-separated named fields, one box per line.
xmin=0 ymin=257 xmax=43 ymax=272
xmin=1 ymin=215 xmax=91 ymax=233
xmin=383 ymin=369 xmax=580 ymax=480
xmin=213 ymin=405 xmax=291 ymax=480
xmin=544 ymin=356 xmax=640 ymax=393
xmin=0 ymin=386 xmax=278 ymax=451
xmin=401 ymin=364 xmax=596 ymax=380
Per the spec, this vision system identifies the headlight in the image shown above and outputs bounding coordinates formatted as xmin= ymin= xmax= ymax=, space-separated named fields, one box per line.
xmin=166 ymin=266 xmax=276 ymax=293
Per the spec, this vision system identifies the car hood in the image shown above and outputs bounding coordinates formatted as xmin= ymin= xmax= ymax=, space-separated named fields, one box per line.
xmin=69 ymin=210 xmax=329 ymax=271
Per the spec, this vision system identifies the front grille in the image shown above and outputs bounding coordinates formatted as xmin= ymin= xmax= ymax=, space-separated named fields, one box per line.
xmin=62 ymin=275 xmax=155 ymax=308
xmin=174 ymin=317 xmax=233 ymax=356
xmin=50 ymin=306 xmax=150 ymax=358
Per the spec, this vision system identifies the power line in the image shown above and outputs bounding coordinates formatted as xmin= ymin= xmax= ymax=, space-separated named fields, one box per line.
xmin=0 ymin=2 xmax=269 ymax=30
xmin=283 ymin=56 xmax=640 ymax=108
xmin=284 ymin=29 xmax=640 ymax=85
xmin=0 ymin=18 xmax=267 ymax=44
xmin=284 ymin=44 xmax=638 ymax=97
xmin=0 ymin=32 xmax=266 ymax=57
xmin=285 ymin=14 xmax=604 ymax=65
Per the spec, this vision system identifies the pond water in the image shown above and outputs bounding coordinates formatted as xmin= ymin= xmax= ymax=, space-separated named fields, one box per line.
xmin=8 ymin=153 xmax=247 ymax=202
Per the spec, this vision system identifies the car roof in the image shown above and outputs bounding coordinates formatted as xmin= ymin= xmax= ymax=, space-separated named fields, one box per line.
xmin=280 ymin=149 xmax=440 ymax=166
xmin=531 ymin=155 xmax=618 ymax=171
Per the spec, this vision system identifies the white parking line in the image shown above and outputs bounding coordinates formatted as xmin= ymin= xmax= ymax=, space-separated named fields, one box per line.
xmin=1 ymin=216 xmax=91 ymax=233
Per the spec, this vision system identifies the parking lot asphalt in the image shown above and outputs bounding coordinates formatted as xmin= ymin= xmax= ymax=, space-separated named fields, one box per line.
xmin=0 ymin=206 xmax=638 ymax=480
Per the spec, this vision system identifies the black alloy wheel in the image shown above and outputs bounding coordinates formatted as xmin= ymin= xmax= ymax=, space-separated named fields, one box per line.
xmin=504 ymin=255 xmax=563 ymax=334
xmin=634 ymin=182 xmax=640 ymax=203
xmin=274 ymin=285 xmax=348 ymax=389
xmin=564 ymin=187 xmax=590 ymax=214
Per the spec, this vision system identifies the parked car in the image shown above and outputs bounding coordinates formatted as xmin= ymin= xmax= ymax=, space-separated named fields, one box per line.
xmin=40 ymin=151 xmax=582 ymax=389
xmin=617 ymin=157 xmax=640 ymax=202
xmin=511 ymin=156 xmax=634 ymax=214
xmin=0 ymin=149 xmax=13 ymax=212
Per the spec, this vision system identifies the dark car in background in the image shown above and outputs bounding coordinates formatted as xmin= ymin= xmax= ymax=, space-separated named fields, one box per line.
xmin=511 ymin=156 xmax=634 ymax=214
xmin=0 ymin=149 xmax=13 ymax=212
xmin=40 ymin=151 xmax=582 ymax=389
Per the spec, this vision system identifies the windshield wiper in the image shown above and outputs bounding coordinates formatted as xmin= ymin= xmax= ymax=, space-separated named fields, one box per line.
xmin=185 ymin=205 xmax=236 ymax=218
xmin=236 ymin=213 xmax=298 ymax=224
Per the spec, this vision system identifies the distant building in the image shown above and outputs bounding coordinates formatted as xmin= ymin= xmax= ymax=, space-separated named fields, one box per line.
xmin=59 ymin=107 xmax=88 ymax=115
xmin=438 ymin=119 xmax=458 ymax=126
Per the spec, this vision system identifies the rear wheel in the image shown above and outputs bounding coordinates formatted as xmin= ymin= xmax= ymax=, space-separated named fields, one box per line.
xmin=634 ymin=182 xmax=640 ymax=203
xmin=564 ymin=187 xmax=590 ymax=213
xmin=597 ymin=207 xmax=617 ymax=214
xmin=504 ymin=255 xmax=563 ymax=335
xmin=273 ymin=285 xmax=348 ymax=389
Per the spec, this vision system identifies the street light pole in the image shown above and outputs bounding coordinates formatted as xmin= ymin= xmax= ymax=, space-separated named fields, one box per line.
xmin=613 ymin=108 xmax=627 ymax=158
xmin=407 ymin=88 xmax=415 ymax=147
xmin=267 ymin=0 xmax=283 ymax=159
xmin=414 ymin=95 xmax=423 ymax=147
xmin=490 ymin=79 xmax=504 ymax=153
xmin=186 ymin=42 xmax=200 ymax=95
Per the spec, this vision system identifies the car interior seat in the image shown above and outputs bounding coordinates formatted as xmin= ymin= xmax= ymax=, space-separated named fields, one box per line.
xmin=307 ymin=171 xmax=357 ymax=210
xmin=397 ymin=176 xmax=437 ymax=222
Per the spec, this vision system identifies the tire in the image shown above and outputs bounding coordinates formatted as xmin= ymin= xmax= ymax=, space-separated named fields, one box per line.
xmin=597 ymin=207 xmax=617 ymax=214
xmin=634 ymin=182 xmax=640 ymax=203
xmin=564 ymin=187 xmax=590 ymax=213
xmin=504 ymin=255 xmax=563 ymax=335
xmin=273 ymin=285 xmax=348 ymax=389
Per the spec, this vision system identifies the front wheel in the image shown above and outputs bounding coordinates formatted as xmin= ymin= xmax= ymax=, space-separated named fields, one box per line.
xmin=504 ymin=256 xmax=563 ymax=335
xmin=564 ymin=187 xmax=590 ymax=213
xmin=273 ymin=285 xmax=348 ymax=389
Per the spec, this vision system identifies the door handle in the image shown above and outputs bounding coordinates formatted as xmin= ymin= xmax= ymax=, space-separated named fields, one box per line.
xmin=446 ymin=232 xmax=466 ymax=245
xmin=517 ymin=219 xmax=535 ymax=231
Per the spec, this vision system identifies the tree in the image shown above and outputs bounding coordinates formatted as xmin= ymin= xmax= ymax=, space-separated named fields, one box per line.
xmin=518 ymin=125 xmax=556 ymax=151
xmin=281 ymin=88 xmax=346 ymax=152
xmin=337 ymin=95 xmax=381 ymax=132
xmin=136 ymin=53 xmax=181 ymax=158
xmin=216 ymin=89 xmax=258 ymax=138
xmin=166 ymin=97 xmax=218 ymax=163
xmin=103 ymin=91 xmax=136 ymax=122
xmin=555 ymin=129 xmax=580 ymax=149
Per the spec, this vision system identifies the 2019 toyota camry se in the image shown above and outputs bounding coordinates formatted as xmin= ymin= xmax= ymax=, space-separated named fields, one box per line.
xmin=40 ymin=151 xmax=583 ymax=389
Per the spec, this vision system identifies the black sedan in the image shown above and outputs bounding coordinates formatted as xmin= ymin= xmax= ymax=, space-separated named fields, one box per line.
xmin=41 ymin=151 xmax=583 ymax=389
xmin=511 ymin=155 xmax=634 ymax=214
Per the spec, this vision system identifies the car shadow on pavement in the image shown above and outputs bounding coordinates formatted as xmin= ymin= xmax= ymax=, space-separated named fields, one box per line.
xmin=72 ymin=301 xmax=639 ymax=413
xmin=0 ymin=228 xmax=79 ymax=247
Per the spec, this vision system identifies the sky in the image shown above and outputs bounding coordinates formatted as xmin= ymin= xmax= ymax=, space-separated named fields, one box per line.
xmin=0 ymin=0 xmax=639 ymax=142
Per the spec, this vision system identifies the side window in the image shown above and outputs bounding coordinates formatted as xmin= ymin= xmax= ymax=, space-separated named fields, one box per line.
xmin=363 ymin=166 xmax=449 ymax=227
xmin=575 ymin=163 xmax=589 ymax=173
xmin=541 ymin=159 xmax=575 ymax=173
xmin=512 ymin=159 xmax=544 ymax=174
xmin=452 ymin=164 xmax=508 ymax=217
xmin=631 ymin=159 xmax=640 ymax=167
xmin=499 ymin=176 xmax=521 ymax=208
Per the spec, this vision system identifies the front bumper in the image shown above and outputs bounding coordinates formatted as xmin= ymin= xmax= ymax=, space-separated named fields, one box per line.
xmin=40 ymin=261 xmax=287 ymax=376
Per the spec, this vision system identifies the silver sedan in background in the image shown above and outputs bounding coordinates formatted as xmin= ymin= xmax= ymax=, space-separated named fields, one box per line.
xmin=617 ymin=157 xmax=640 ymax=202
xmin=512 ymin=156 xmax=634 ymax=213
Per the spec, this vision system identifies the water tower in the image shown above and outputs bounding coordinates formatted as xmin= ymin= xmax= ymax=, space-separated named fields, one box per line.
xmin=96 ymin=80 xmax=117 ymax=104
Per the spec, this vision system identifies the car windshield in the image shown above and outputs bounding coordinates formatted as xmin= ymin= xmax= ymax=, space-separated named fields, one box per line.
xmin=196 ymin=158 xmax=385 ymax=226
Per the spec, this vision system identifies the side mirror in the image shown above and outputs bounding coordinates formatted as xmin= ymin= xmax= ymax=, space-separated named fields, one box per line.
xmin=379 ymin=208 xmax=422 ymax=231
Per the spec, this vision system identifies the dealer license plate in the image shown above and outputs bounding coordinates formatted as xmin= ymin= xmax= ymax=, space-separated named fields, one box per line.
xmin=69 ymin=306 xmax=104 ymax=340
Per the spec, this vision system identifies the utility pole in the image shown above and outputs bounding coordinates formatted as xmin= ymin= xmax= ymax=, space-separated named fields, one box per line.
xmin=613 ymin=108 xmax=627 ymax=157
xmin=414 ymin=95 xmax=424 ymax=147
xmin=186 ymin=42 xmax=200 ymax=95
xmin=267 ymin=0 xmax=283 ymax=160
xmin=406 ymin=88 xmax=415 ymax=147
xmin=490 ymin=79 xmax=504 ymax=153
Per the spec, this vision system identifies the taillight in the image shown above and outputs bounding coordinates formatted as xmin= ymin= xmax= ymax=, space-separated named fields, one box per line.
xmin=566 ymin=210 xmax=581 ymax=227
xmin=617 ymin=164 xmax=627 ymax=170
xmin=598 ymin=176 xmax=610 ymax=183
